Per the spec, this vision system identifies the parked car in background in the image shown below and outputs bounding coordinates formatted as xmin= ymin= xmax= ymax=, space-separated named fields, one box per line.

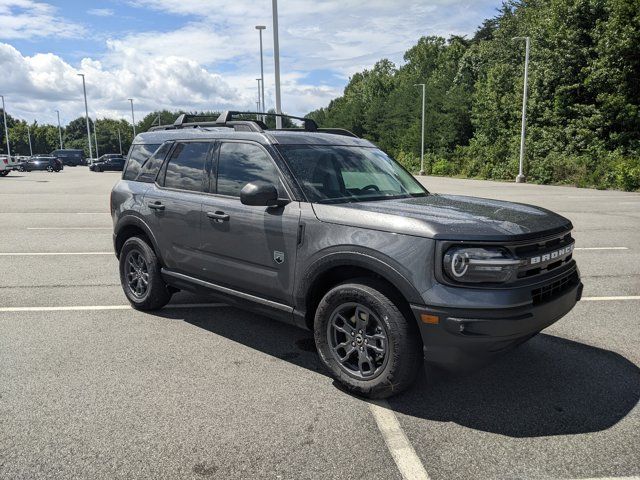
xmin=90 ymin=154 xmax=125 ymax=172
xmin=19 ymin=156 xmax=63 ymax=172
xmin=0 ymin=155 xmax=18 ymax=176
xmin=51 ymin=149 xmax=85 ymax=166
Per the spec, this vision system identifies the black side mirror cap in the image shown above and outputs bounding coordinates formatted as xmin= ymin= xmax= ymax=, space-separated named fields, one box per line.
xmin=240 ymin=181 xmax=289 ymax=207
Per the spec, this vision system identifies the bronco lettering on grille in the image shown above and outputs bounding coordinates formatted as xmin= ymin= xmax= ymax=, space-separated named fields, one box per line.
xmin=530 ymin=243 xmax=574 ymax=265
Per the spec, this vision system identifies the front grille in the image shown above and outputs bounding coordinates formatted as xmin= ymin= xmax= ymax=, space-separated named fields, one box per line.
xmin=510 ymin=232 xmax=575 ymax=280
xmin=531 ymin=270 xmax=579 ymax=305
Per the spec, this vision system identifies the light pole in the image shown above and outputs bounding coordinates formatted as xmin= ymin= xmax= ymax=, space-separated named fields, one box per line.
xmin=128 ymin=98 xmax=136 ymax=137
xmin=93 ymin=119 xmax=99 ymax=158
xmin=55 ymin=110 xmax=63 ymax=149
xmin=414 ymin=83 xmax=426 ymax=176
xmin=117 ymin=129 xmax=122 ymax=155
xmin=256 ymin=78 xmax=262 ymax=113
xmin=513 ymin=36 xmax=530 ymax=183
xmin=271 ymin=1 xmax=282 ymax=129
xmin=27 ymin=123 xmax=33 ymax=156
xmin=255 ymin=25 xmax=266 ymax=122
xmin=1 ymin=95 xmax=11 ymax=158
xmin=77 ymin=73 xmax=93 ymax=159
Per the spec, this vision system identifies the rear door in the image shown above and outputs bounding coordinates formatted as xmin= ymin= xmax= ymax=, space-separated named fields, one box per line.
xmin=198 ymin=141 xmax=301 ymax=305
xmin=143 ymin=141 xmax=214 ymax=276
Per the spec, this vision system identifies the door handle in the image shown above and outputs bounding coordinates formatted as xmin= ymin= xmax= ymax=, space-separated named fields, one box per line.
xmin=207 ymin=211 xmax=230 ymax=222
xmin=148 ymin=202 xmax=165 ymax=211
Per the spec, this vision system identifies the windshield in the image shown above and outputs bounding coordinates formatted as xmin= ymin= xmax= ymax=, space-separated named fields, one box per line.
xmin=278 ymin=145 xmax=428 ymax=204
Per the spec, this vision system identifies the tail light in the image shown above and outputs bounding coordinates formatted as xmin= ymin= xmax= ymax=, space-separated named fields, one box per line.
xmin=2 ymin=158 xmax=7 ymax=165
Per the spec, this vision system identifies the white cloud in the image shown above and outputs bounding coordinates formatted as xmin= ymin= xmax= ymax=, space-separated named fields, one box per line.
xmin=0 ymin=43 xmax=249 ymax=124
xmin=0 ymin=0 xmax=499 ymax=123
xmin=0 ymin=0 xmax=85 ymax=39
xmin=87 ymin=8 xmax=114 ymax=17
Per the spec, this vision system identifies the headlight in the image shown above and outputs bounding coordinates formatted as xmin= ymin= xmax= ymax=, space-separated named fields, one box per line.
xmin=443 ymin=247 xmax=523 ymax=284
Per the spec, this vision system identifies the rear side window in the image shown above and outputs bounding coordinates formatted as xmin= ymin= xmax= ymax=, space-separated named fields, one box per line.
xmin=135 ymin=143 xmax=171 ymax=183
xmin=216 ymin=142 xmax=283 ymax=197
xmin=123 ymin=143 xmax=160 ymax=180
xmin=162 ymin=142 xmax=210 ymax=192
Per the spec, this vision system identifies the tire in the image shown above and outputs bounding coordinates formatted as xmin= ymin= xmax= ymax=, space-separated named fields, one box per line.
xmin=0 ymin=170 xmax=8 ymax=177
xmin=314 ymin=278 xmax=423 ymax=399
xmin=46 ymin=166 xmax=53 ymax=172
xmin=18 ymin=166 xmax=24 ymax=172
xmin=119 ymin=236 xmax=172 ymax=311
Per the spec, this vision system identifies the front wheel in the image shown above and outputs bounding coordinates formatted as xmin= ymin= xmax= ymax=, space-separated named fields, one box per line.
xmin=314 ymin=279 xmax=423 ymax=398
xmin=119 ymin=236 xmax=172 ymax=310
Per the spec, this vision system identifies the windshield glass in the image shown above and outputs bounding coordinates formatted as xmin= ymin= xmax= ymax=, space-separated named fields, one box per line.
xmin=278 ymin=145 xmax=428 ymax=204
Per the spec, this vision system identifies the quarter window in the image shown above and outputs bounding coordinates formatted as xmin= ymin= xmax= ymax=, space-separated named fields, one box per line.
xmin=163 ymin=142 xmax=210 ymax=192
xmin=123 ymin=143 xmax=160 ymax=180
xmin=216 ymin=142 xmax=283 ymax=197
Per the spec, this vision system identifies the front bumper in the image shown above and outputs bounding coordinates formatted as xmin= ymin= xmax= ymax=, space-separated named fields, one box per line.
xmin=411 ymin=276 xmax=583 ymax=369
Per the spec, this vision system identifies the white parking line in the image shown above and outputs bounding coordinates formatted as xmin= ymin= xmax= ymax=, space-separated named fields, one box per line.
xmin=582 ymin=296 xmax=640 ymax=301
xmin=369 ymin=400 xmax=430 ymax=480
xmin=574 ymin=247 xmax=628 ymax=251
xmin=76 ymin=212 xmax=110 ymax=215
xmin=0 ymin=252 xmax=112 ymax=256
xmin=0 ymin=303 xmax=226 ymax=313
xmin=26 ymin=227 xmax=111 ymax=230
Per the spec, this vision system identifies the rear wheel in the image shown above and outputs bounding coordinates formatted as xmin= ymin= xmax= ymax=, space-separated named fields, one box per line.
xmin=0 ymin=170 xmax=8 ymax=177
xmin=119 ymin=236 xmax=172 ymax=310
xmin=314 ymin=279 xmax=423 ymax=398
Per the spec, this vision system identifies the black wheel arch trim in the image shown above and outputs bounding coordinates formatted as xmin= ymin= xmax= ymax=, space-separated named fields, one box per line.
xmin=296 ymin=247 xmax=424 ymax=313
xmin=114 ymin=213 xmax=163 ymax=264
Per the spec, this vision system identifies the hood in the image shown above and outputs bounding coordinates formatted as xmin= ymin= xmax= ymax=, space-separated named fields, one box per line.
xmin=311 ymin=194 xmax=572 ymax=241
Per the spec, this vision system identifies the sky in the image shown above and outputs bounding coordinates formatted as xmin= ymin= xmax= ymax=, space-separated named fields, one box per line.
xmin=0 ymin=0 xmax=501 ymax=126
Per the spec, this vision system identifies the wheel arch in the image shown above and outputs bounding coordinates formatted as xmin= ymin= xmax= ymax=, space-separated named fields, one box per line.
xmin=298 ymin=249 xmax=423 ymax=331
xmin=114 ymin=215 xmax=163 ymax=264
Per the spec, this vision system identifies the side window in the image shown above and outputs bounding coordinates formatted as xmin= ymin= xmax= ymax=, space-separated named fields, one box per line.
xmin=216 ymin=142 xmax=284 ymax=197
xmin=123 ymin=143 xmax=160 ymax=180
xmin=162 ymin=142 xmax=210 ymax=192
xmin=136 ymin=143 xmax=170 ymax=183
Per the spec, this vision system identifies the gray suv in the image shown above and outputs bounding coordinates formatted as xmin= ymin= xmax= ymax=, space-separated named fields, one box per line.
xmin=111 ymin=112 xmax=582 ymax=398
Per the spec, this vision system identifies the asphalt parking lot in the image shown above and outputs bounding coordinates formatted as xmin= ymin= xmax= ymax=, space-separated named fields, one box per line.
xmin=1 ymin=167 xmax=638 ymax=480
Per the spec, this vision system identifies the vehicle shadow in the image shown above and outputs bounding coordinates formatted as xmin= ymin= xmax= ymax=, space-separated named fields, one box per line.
xmin=155 ymin=303 xmax=640 ymax=438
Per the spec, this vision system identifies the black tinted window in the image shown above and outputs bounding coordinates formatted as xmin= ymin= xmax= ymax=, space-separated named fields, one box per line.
xmin=163 ymin=142 xmax=210 ymax=192
xmin=123 ymin=143 xmax=160 ymax=180
xmin=216 ymin=142 xmax=282 ymax=197
xmin=136 ymin=143 xmax=171 ymax=183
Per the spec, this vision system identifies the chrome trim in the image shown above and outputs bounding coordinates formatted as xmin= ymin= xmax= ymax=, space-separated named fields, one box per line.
xmin=161 ymin=269 xmax=294 ymax=313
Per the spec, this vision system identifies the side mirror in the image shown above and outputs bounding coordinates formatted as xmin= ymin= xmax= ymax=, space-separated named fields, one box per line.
xmin=240 ymin=181 xmax=287 ymax=207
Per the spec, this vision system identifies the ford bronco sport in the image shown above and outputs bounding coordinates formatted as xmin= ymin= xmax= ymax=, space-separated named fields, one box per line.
xmin=111 ymin=111 xmax=582 ymax=398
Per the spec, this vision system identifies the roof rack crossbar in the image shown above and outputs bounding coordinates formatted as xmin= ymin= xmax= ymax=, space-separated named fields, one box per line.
xmin=215 ymin=111 xmax=318 ymax=132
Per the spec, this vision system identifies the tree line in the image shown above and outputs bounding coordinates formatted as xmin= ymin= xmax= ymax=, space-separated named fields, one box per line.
xmin=307 ymin=0 xmax=640 ymax=191
xmin=0 ymin=109 xmax=294 ymax=159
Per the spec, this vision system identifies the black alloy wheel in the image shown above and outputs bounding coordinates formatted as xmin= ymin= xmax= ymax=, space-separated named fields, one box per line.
xmin=327 ymin=302 xmax=389 ymax=379
xmin=124 ymin=249 xmax=150 ymax=298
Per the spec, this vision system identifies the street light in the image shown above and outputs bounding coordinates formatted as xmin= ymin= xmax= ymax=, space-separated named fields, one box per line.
xmin=256 ymin=78 xmax=262 ymax=114
xmin=271 ymin=1 xmax=282 ymax=129
xmin=26 ymin=123 xmax=33 ymax=156
xmin=128 ymin=98 xmax=136 ymax=137
xmin=255 ymin=25 xmax=266 ymax=122
xmin=77 ymin=73 xmax=93 ymax=159
xmin=93 ymin=119 xmax=99 ymax=158
xmin=414 ymin=83 xmax=426 ymax=176
xmin=55 ymin=110 xmax=63 ymax=149
xmin=513 ymin=36 xmax=530 ymax=184
xmin=1 ymin=95 xmax=11 ymax=159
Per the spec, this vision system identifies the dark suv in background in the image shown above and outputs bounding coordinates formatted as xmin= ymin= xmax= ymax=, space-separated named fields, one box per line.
xmin=51 ymin=149 xmax=85 ymax=166
xmin=111 ymin=112 xmax=582 ymax=398
xmin=90 ymin=154 xmax=125 ymax=172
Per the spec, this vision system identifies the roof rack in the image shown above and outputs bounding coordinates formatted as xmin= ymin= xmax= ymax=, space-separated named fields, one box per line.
xmin=148 ymin=111 xmax=358 ymax=138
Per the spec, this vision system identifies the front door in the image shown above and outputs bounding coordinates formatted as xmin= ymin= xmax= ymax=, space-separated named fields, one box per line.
xmin=199 ymin=141 xmax=300 ymax=305
xmin=143 ymin=141 xmax=213 ymax=276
